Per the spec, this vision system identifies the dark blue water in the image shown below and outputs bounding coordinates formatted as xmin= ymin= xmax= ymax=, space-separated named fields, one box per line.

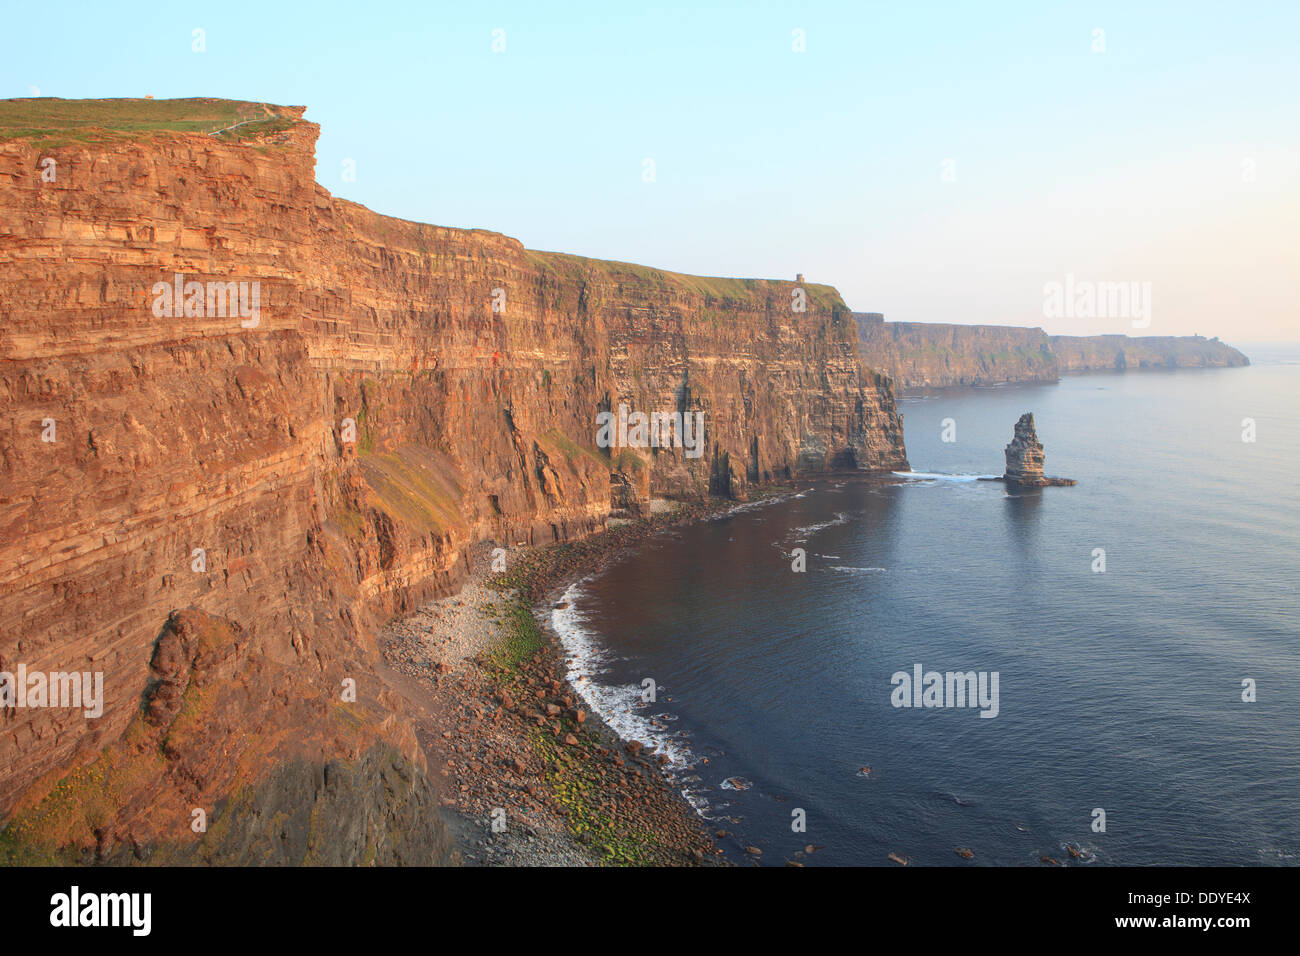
xmin=551 ymin=353 xmax=1300 ymax=865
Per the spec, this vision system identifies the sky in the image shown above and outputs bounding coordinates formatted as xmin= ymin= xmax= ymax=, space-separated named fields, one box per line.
xmin=4 ymin=0 xmax=1297 ymax=341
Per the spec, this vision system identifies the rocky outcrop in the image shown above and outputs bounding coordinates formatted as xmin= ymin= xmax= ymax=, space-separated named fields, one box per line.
xmin=128 ymin=745 xmax=453 ymax=866
xmin=1003 ymin=413 xmax=1046 ymax=483
xmin=999 ymin=413 xmax=1075 ymax=488
xmin=855 ymin=314 xmax=1248 ymax=391
xmin=0 ymin=98 xmax=907 ymax=854
xmin=0 ymin=607 xmax=450 ymax=864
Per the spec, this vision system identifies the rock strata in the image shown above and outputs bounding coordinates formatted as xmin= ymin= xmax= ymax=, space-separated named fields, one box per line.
xmin=0 ymin=97 xmax=908 ymax=858
xmin=855 ymin=314 xmax=1249 ymax=391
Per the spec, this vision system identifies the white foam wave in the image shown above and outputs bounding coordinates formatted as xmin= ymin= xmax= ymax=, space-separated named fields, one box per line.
xmin=548 ymin=581 xmax=696 ymax=775
xmin=831 ymin=566 xmax=887 ymax=574
xmin=791 ymin=511 xmax=849 ymax=538
xmin=709 ymin=491 xmax=799 ymax=521
xmin=892 ymin=471 xmax=996 ymax=483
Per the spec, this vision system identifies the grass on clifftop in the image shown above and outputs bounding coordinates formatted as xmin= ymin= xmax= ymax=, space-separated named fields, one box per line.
xmin=0 ymin=97 xmax=303 ymax=147
xmin=527 ymin=249 xmax=847 ymax=311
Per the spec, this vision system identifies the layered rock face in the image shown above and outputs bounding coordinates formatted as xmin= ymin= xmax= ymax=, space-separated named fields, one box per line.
xmin=856 ymin=314 xmax=1248 ymax=391
xmin=855 ymin=315 xmax=1058 ymax=389
xmin=1000 ymin=413 xmax=1074 ymax=488
xmin=1003 ymin=413 xmax=1047 ymax=484
xmin=1049 ymin=334 xmax=1249 ymax=373
xmin=0 ymin=99 xmax=907 ymax=854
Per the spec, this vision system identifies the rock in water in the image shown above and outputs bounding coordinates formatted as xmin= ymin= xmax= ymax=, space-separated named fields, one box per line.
xmin=1004 ymin=412 xmax=1046 ymax=483
xmin=1001 ymin=413 xmax=1076 ymax=487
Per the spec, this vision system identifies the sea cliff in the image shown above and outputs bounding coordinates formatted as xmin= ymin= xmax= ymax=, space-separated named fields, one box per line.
xmin=855 ymin=313 xmax=1248 ymax=391
xmin=0 ymin=98 xmax=906 ymax=861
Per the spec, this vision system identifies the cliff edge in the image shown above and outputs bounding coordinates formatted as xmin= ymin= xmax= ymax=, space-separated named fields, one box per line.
xmin=0 ymin=98 xmax=906 ymax=861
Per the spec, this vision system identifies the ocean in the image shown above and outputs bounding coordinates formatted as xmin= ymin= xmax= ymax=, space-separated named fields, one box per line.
xmin=549 ymin=349 xmax=1300 ymax=865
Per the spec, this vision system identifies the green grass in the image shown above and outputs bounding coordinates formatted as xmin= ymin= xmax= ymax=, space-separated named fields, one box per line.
xmin=213 ymin=116 xmax=298 ymax=143
xmin=358 ymin=446 xmax=464 ymax=536
xmin=0 ymin=720 xmax=165 ymax=865
xmin=355 ymin=394 xmax=378 ymax=454
xmin=538 ymin=428 xmax=612 ymax=471
xmin=0 ymin=97 xmax=304 ymax=148
xmin=484 ymin=597 xmax=548 ymax=680
xmin=481 ymin=585 xmax=661 ymax=866
xmin=528 ymin=726 xmax=659 ymax=866
xmin=615 ymin=449 xmax=645 ymax=472
xmin=525 ymin=249 xmax=847 ymax=312
xmin=329 ymin=502 xmax=367 ymax=540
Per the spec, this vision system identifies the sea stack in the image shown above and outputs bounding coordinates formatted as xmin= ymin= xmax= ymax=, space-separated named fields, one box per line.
xmin=1001 ymin=413 xmax=1076 ymax=487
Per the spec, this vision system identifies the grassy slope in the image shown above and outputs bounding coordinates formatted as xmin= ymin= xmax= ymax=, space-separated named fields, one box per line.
xmin=0 ymin=97 xmax=303 ymax=148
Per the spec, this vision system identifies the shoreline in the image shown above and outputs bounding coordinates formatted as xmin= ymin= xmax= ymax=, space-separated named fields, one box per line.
xmin=379 ymin=494 xmax=770 ymax=865
xmin=380 ymin=474 xmax=903 ymax=865
xmin=518 ymin=475 xmax=902 ymax=865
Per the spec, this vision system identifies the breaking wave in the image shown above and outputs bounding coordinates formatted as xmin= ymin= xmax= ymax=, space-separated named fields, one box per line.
xmin=790 ymin=512 xmax=850 ymax=538
xmin=548 ymin=581 xmax=696 ymax=776
xmin=892 ymin=471 xmax=996 ymax=483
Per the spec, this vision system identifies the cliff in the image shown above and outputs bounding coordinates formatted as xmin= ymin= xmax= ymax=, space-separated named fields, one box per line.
xmin=0 ymin=98 xmax=907 ymax=860
xmin=854 ymin=315 xmax=1058 ymax=389
xmin=855 ymin=314 xmax=1248 ymax=391
xmin=1048 ymin=334 xmax=1250 ymax=373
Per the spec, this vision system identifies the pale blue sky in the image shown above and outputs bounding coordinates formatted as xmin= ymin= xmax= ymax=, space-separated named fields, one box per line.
xmin=5 ymin=1 xmax=1297 ymax=339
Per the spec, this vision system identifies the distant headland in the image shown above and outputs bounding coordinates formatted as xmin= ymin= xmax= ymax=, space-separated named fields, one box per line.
xmin=855 ymin=313 xmax=1248 ymax=392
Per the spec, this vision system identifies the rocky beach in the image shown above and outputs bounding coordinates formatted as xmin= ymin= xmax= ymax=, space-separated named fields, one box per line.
xmin=379 ymin=503 xmax=738 ymax=866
